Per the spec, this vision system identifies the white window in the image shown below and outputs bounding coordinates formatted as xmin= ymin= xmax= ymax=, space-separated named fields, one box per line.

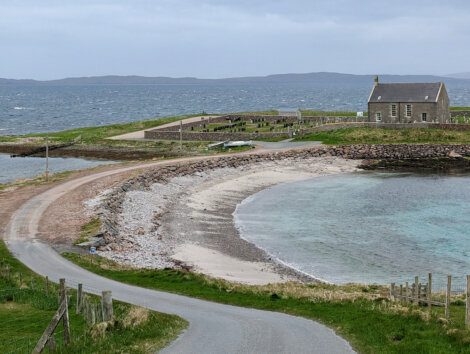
xmin=375 ymin=112 xmax=382 ymax=122
xmin=390 ymin=104 xmax=397 ymax=117
xmin=422 ymin=113 xmax=427 ymax=122
xmin=406 ymin=104 xmax=412 ymax=117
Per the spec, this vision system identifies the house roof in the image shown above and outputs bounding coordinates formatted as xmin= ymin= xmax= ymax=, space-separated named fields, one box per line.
xmin=368 ymin=82 xmax=443 ymax=103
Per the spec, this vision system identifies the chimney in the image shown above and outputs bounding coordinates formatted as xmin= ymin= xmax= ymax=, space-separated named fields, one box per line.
xmin=374 ymin=75 xmax=379 ymax=86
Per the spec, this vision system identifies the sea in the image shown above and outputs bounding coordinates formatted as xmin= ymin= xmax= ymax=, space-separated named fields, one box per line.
xmin=0 ymin=153 xmax=114 ymax=184
xmin=1 ymin=81 xmax=470 ymax=136
xmin=235 ymin=172 xmax=470 ymax=288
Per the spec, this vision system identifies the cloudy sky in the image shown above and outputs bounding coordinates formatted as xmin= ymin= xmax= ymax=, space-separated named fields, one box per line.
xmin=1 ymin=0 xmax=469 ymax=79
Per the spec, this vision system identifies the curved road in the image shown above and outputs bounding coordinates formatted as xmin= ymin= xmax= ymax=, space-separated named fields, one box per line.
xmin=4 ymin=159 xmax=354 ymax=354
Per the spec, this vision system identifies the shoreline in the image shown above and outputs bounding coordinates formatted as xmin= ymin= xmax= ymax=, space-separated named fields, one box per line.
xmin=91 ymin=155 xmax=360 ymax=285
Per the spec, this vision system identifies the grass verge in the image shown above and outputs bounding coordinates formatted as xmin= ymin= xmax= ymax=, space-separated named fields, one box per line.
xmin=0 ymin=241 xmax=187 ymax=353
xmin=64 ymin=253 xmax=470 ymax=354
xmin=296 ymin=127 xmax=470 ymax=145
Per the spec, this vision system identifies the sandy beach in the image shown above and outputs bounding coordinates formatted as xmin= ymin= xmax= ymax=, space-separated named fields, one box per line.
xmin=88 ymin=156 xmax=360 ymax=284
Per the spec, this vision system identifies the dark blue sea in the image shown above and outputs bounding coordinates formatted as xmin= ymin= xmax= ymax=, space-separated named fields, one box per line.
xmin=2 ymin=82 xmax=470 ymax=135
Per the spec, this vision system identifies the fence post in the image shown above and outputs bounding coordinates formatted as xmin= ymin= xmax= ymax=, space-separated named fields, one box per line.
xmin=466 ymin=275 xmax=470 ymax=328
xmin=59 ymin=279 xmax=71 ymax=345
xmin=76 ymin=284 xmax=83 ymax=315
xmin=101 ymin=291 xmax=113 ymax=321
xmin=414 ymin=276 xmax=419 ymax=304
xmin=45 ymin=276 xmax=49 ymax=296
xmin=405 ymin=282 xmax=409 ymax=303
xmin=399 ymin=284 xmax=403 ymax=301
xmin=445 ymin=275 xmax=451 ymax=319
xmin=390 ymin=283 xmax=395 ymax=301
xmin=427 ymin=273 xmax=432 ymax=310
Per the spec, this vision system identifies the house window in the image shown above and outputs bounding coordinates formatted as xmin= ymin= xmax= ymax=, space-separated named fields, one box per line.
xmin=390 ymin=104 xmax=397 ymax=117
xmin=375 ymin=112 xmax=382 ymax=122
xmin=406 ymin=104 xmax=412 ymax=117
xmin=422 ymin=113 xmax=427 ymax=122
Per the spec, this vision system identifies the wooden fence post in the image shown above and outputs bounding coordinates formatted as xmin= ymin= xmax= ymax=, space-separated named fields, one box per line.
xmin=76 ymin=284 xmax=83 ymax=315
xmin=466 ymin=275 xmax=470 ymax=328
xmin=399 ymin=284 xmax=403 ymax=301
xmin=445 ymin=275 xmax=452 ymax=319
xmin=427 ymin=273 xmax=432 ymax=310
xmin=414 ymin=276 xmax=419 ymax=304
xmin=32 ymin=300 xmax=67 ymax=353
xmin=45 ymin=276 xmax=49 ymax=296
xmin=59 ymin=279 xmax=71 ymax=345
xmin=101 ymin=291 xmax=113 ymax=321
xmin=405 ymin=282 xmax=409 ymax=303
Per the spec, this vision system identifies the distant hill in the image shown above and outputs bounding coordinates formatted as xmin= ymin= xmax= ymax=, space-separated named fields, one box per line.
xmin=1 ymin=72 xmax=469 ymax=86
xmin=446 ymin=72 xmax=470 ymax=80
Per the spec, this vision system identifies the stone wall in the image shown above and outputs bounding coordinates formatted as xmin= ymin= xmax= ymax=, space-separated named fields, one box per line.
xmin=143 ymin=130 xmax=290 ymax=141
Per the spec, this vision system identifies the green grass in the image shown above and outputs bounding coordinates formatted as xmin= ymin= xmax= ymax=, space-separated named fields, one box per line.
xmin=74 ymin=218 xmax=102 ymax=245
xmin=451 ymin=107 xmax=470 ymax=111
xmin=296 ymin=127 xmax=470 ymax=145
xmin=0 ymin=241 xmax=187 ymax=353
xmin=64 ymin=253 xmax=470 ymax=354
xmin=30 ymin=114 xmax=202 ymax=144
xmin=301 ymin=110 xmax=358 ymax=117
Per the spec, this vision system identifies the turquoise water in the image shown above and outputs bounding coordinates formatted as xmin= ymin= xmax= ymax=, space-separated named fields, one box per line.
xmin=235 ymin=172 xmax=470 ymax=286
xmin=0 ymin=153 xmax=114 ymax=184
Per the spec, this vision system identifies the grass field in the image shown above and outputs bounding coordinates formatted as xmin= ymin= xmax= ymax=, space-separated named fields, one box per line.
xmin=296 ymin=127 xmax=470 ymax=145
xmin=65 ymin=252 xmax=470 ymax=354
xmin=0 ymin=241 xmax=187 ymax=353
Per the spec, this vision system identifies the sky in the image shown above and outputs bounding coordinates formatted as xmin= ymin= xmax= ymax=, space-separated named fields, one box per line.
xmin=0 ymin=0 xmax=469 ymax=80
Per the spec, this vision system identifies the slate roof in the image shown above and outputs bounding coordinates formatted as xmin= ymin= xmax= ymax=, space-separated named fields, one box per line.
xmin=368 ymin=82 xmax=442 ymax=103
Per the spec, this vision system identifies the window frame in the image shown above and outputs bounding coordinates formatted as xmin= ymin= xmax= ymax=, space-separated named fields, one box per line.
xmin=421 ymin=113 xmax=427 ymax=122
xmin=375 ymin=112 xmax=382 ymax=122
xmin=390 ymin=104 xmax=397 ymax=118
xmin=405 ymin=104 xmax=412 ymax=118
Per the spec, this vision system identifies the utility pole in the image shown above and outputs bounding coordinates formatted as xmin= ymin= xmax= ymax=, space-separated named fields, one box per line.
xmin=45 ymin=136 xmax=49 ymax=181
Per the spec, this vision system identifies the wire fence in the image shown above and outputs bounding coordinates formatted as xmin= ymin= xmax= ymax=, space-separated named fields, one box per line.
xmin=390 ymin=273 xmax=470 ymax=323
xmin=0 ymin=260 xmax=115 ymax=354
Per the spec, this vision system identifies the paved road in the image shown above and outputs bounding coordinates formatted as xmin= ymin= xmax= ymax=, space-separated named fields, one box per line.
xmin=4 ymin=159 xmax=354 ymax=354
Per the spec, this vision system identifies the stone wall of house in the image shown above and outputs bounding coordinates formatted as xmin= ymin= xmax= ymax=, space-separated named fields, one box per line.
xmin=368 ymin=102 xmax=440 ymax=124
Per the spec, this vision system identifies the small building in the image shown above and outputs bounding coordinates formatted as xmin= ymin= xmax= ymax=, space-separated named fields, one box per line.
xmin=368 ymin=76 xmax=450 ymax=123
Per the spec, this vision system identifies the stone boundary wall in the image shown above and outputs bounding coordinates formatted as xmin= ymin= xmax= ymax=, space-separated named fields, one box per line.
xmin=97 ymin=144 xmax=470 ymax=249
xmin=451 ymin=110 xmax=470 ymax=117
xmin=145 ymin=121 xmax=470 ymax=141
xmin=314 ymin=122 xmax=470 ymax=131
xmin=143 ymin=130 xmax=290 ymax=141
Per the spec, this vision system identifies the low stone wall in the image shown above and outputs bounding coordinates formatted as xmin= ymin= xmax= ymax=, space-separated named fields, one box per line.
xmin=451 ymin=110 xmax=470 ymax=117
xmin=143 ymin=130 xmax=290 ymax=141
xmin=97 ymin=143 xmax=470 ymax=249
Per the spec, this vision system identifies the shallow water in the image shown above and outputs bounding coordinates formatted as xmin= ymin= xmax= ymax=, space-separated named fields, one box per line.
xmin=0 ymin=153 xmax=114 ymax=184
xmin=235 ymin=172 xmax=470 ymax=287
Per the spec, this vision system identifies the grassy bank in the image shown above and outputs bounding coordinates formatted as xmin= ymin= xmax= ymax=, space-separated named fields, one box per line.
xmin=0 ymin=241 xmax=187 ymax=353
xmin=65 ymin=253 xmax=470 ymax=354
xmin=296 ymin=127 xmax=470 ymax=145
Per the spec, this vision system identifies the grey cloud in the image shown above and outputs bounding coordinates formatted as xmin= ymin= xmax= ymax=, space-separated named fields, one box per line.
xmin=0 ymin=0 xmax=469 ymax=79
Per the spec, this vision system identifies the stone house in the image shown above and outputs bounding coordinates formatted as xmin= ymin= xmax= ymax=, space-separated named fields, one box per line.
xmin=368 ymin=76 xmax=450 ymax=123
